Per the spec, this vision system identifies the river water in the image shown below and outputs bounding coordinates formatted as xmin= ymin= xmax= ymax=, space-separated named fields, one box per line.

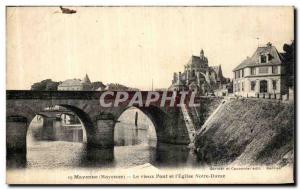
xmin=23 ymin=121 xmax=197 ymax=169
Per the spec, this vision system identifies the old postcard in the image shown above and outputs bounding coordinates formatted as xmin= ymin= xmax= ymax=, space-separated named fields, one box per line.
xmin=6 ymin=6 xmax=295 ymax=184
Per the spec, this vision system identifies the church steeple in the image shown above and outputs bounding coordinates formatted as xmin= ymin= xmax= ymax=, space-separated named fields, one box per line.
xmin=200 ymin=49 xmax=204 ymax=59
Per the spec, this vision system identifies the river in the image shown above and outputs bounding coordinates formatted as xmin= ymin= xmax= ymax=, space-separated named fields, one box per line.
xmin=24 ymin=123 xmax=197 ymax=169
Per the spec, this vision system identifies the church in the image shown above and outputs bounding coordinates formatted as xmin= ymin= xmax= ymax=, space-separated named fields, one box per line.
xmin=169 ymin=49 xmax=229 ymax=95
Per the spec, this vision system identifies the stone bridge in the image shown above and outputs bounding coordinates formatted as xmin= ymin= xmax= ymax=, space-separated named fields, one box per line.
xmin=7 ymin=90 xmax=196 ymax=160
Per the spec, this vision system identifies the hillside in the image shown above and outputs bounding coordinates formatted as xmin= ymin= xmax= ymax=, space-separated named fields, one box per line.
xmin=189 ymin=97 xmax=223 ymax=130
xmin=194 ymin=98 xmax=294 ymax=167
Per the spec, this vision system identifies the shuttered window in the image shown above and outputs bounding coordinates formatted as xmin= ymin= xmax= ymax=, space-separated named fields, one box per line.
xmin=272 ymin=66 xmax=278 ymax=74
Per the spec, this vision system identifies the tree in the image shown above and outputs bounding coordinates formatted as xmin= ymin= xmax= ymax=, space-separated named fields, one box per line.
xmin=45 ymin=81 xmax=60 ymax=90
xmin=106 ymin=83 xmax=129 ymax=91
xmin=282 ymin=41 xmax=295 ymax=88
xmin=31 ymin=79 xmax=59 ymax=91
xmin=91 ymin=81 xmax=106 ymax=90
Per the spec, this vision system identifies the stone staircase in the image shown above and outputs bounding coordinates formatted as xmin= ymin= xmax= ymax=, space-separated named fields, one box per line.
xmin=187 ymin=106 xmax=202 ymax=130
xmin=181 ymin=105 xmax=197 ymax=144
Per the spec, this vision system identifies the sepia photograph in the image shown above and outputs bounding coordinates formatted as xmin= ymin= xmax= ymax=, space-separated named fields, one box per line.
xmin=5 ymin=6 xmax=295 ymax=184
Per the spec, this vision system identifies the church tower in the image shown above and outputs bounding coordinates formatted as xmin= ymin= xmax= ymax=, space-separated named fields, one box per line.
xmin=199 ymin=49 xmax=208 ymax=67
xmin=200 ymin=49 xmax=204 ymax=59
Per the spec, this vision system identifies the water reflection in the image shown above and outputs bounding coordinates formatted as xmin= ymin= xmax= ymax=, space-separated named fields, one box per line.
xmin=114 ymin=122 xmax=155 ymax=146
xmin=156 ymin=143 xmax=197 ymax=167
xmin=26 ymin=141 xmax=87 ymax=169
xmin=9 ymin=138 xmax=197 ymax=169
xmin=23 ymin=139 xmax=196 ymax=169
xmin=7 ymin=153 xmax=27 ymax=168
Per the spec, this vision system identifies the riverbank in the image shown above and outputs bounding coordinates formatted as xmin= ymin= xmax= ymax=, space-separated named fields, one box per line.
xmin=194 ymin=98 xmax=294 ymax=166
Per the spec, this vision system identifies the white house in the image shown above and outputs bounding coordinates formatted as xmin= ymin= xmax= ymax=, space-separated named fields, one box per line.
xmin=233 ymin=42 xmax=287 ymax=98
xmin=58 ymin=74 xmax=92 ymax=91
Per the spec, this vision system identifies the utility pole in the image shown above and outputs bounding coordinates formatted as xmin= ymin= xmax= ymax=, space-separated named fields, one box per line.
xmin=256 ymin=37 xmax=260 ymax=47
xmin=151 ymin=78 xmax=153 ymax=91
xmin=135 ymin=111 xmax=138 ymax=127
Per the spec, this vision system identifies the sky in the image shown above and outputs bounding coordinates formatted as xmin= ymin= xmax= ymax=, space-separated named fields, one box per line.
xmin=6 ymin=6 xmax=294 ymax=90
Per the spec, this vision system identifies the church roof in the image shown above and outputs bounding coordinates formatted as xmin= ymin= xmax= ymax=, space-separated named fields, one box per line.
xmin=233 ymin=43 xmax=284 ymax=71
xmin=187 ymin=55 xmax=208 ymax=67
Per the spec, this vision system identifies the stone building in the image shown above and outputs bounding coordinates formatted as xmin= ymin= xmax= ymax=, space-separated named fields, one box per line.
xmin=58 ymin=74 xmax=92 ymax=91
xmin=233 ymin=42 xmax=287 ymax=98
xmin=169 ymin=49 xmax=229 ymax=95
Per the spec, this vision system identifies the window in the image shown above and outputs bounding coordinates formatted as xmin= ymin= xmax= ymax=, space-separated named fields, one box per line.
xmin=268 ymin=54 xmax=272 ymax=62
xmin=272 ymin=66 xmax=278 ymax=74
xmin=260 ymin=55 xmax=267 ymax=63
xmin=241 ymin=82 xmax=244 ymax=91
xmin=259 ymin=67 xmax=269 ymax=74
xmin=251 ymin=81 xmax=256 ymax=91
xmin=250 ymin=67 xmax=256 ymax=75
xmin=272 ymin=80 xmax=277 ymax=90
xmin=241 ymin=69 xmax=244 ymax=77
xmin=235 ymin=71 xmax=240 ymax=79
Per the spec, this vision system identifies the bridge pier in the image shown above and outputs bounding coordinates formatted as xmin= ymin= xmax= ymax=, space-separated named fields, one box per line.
xmin=42 ymin=117 xmax=57 ymax=140
xmin=83 ymin=146 xmax=115 ymax=167
xmin=6 ymin=116 xmax=28 ymax=168
xmin=156 ymin=108 xmax=191 ymax=146
xmin=87 ymin=114 xmax=115 ymax=149
xmin=6 ymin=116 xmax=28 ymax=154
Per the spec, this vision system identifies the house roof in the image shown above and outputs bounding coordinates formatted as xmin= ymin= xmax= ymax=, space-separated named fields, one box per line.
xmin=233 ymin=43 xmax=285 ymax=71
xmin=58 ymin=79 xmax=82 ymax=87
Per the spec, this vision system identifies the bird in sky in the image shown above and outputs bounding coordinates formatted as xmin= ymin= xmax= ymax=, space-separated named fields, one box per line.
xmin=59 ymin=6 xmax=77 ymax=14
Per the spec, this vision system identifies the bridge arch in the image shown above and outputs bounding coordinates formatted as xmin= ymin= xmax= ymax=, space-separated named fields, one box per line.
xmin=6 ymin=103 xmax=96 ymax=160
xmin=114 ymin=105 xmax=167 ymax=145
xmin=56 ymin=104 xmax=94 ymax=142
